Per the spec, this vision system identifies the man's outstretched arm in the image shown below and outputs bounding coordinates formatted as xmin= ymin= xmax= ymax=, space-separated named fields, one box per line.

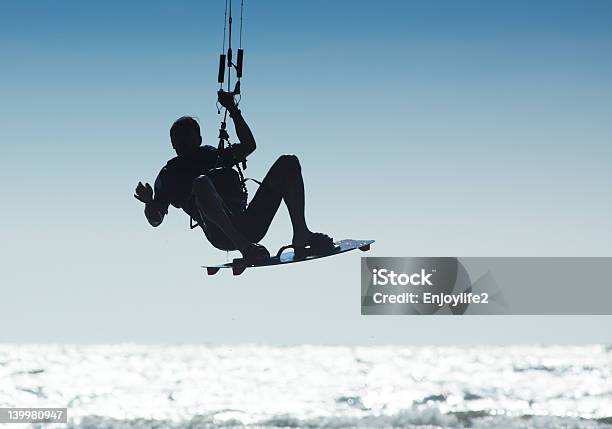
xmin=144 ymin=200 xmax=165 ymax=227
xmin=218 ymin=90 xmax=256 ymax=161
xmin=134 ymin=181 xmax=167 ymax=227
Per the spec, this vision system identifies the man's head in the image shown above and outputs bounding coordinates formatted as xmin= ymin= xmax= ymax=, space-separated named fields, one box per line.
xmin=170 ymin=116 xmax=202 ymax=156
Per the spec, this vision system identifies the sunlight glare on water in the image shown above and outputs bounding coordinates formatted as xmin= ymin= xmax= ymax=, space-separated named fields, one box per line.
xmin=0 ymin=345 xmax=610 ymax=428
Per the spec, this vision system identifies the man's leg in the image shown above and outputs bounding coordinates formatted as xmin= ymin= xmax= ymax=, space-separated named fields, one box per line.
xmin=192 ymin=175 xmax=260 ymax=256
xmin=243 ymin=154 xmax=316 ymax=247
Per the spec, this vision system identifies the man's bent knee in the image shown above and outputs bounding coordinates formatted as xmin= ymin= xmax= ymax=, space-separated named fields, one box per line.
xmin=274 ymin=154 xmax=301 ymax=174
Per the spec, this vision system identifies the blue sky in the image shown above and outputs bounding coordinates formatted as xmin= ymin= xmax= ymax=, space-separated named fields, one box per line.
xmin=1 ymin=0 xmax=611 ymax=343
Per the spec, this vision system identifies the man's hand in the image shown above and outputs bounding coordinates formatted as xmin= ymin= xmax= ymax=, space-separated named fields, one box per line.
xmin=218 ymin=90 xmax=237 ymax=112
xmin=218 ymin=89 xmax=255 ymax=160
xmin=134 ymin=182 xmax=154 ymax=204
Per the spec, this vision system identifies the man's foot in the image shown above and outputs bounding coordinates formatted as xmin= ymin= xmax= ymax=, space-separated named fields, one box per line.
xmin=292 ymin=232 xmax=335 ymax=258
xmin=239 ymin=243 xmax=270 ymax=264
xmin=291 ymin=229 xmax=313 ymax=249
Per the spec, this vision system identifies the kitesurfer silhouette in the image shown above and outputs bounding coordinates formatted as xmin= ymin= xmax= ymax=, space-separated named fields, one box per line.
xmin=134 ymin=90 xmax=334 ymax=263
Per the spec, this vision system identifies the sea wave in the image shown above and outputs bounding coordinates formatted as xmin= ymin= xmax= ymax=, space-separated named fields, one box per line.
xmin=1 ymin=345 xmax=610 ymax=429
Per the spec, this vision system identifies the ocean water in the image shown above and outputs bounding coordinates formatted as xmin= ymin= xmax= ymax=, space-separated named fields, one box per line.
xmin=0 ymin=345 xmax=610 ymax=428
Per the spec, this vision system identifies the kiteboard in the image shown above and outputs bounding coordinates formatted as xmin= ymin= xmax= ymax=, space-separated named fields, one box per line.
xmin=204 ymin=239 xmax=374 ymax=276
